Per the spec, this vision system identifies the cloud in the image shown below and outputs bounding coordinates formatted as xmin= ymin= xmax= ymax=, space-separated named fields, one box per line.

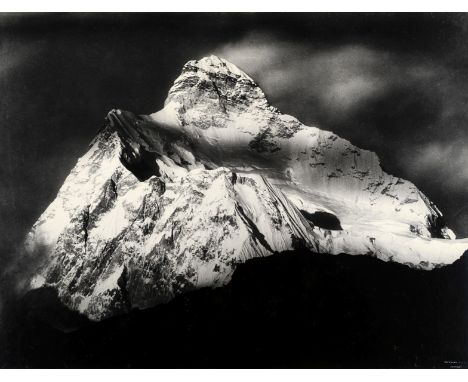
xmin=405 ymin=142 xmax=468 ymax=190
xmin=215 ymin=33 xmax=439 ymax=121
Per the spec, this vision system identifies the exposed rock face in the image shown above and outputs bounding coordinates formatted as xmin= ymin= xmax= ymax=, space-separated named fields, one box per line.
xmin=23 ymin=55 xmax=468 ymax=321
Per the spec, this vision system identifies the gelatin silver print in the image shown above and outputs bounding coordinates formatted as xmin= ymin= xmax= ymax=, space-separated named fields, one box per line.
xmin=1 ymin=13 xmax=467 ymax=368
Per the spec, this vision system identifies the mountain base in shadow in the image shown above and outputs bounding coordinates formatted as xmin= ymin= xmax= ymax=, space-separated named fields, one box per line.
xmin=2 ymin=249 xmax=468 ymax=368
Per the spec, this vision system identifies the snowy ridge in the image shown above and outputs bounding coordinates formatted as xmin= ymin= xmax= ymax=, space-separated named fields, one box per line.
xmin=22 ymin=55 xmax=468 ymax=321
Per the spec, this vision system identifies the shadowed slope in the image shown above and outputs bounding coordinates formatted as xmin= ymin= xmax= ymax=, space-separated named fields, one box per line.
xmin=3 ymin=248 xmax=468 ymax=368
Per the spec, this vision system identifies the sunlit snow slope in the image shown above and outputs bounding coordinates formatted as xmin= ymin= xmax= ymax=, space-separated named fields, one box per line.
xmin=23 ymin=55 xmax=468 ymax=321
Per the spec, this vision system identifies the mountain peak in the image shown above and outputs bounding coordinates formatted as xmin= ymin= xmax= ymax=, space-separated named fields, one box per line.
xmin=164 ymin=55 xmax=268 ymax=114
xmin=183 ymin=55 xmax=255 ymax=82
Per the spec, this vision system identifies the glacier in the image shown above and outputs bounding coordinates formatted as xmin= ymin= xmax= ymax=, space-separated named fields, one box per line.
xmin=21 ymin=55 xmax=468 ymax=321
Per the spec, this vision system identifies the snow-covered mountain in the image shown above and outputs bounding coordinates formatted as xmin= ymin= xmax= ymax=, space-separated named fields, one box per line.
xmin=22 ymin=55 xmax=468 ymax=321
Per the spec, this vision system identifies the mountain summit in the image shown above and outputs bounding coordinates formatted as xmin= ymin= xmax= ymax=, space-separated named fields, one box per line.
xmin=22 ymin=56 xmax=468 ymax=321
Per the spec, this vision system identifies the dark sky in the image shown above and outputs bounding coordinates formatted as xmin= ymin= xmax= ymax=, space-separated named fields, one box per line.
xmin=1 ymin=13 xmax=468 ymax=269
